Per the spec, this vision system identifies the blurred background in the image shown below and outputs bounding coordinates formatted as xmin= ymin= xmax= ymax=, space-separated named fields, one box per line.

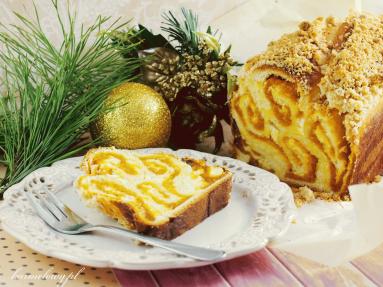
xmin=1 ymin=0 xmax=383 ymax=62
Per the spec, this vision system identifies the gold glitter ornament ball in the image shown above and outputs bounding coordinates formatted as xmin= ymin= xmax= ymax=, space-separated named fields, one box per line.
xmin=91 ymin=82 xmax=171 ymax=149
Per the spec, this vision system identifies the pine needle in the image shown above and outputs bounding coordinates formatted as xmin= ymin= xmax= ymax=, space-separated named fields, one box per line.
xmin=0 ymin=0 xmax=141 ymax=194
xmin=161 ymin=8 xmax=200 ymax=54
xmin=161 ymin=8 xmax=220 ymax=56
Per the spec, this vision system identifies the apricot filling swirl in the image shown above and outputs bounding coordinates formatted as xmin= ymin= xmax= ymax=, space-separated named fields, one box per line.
xmin=75 ymin=148 xmax=227 ymax=226
xmin=231 ymin=75 xmax=351 ymax=194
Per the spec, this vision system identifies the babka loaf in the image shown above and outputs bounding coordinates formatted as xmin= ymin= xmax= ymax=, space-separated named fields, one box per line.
xmin=75 ymin=147 xmax=232 ymax=239
xmin=230 ymin=13 xmax=383 ymax=198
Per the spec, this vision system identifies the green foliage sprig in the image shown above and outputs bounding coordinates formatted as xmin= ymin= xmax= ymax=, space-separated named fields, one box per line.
xmin=0 ymin=0 xmax=140 ymax=193
xmin=161 ymin=8 xmax=220 ymax=57
xmin=161 ymin=8 xmax=200 ymax=55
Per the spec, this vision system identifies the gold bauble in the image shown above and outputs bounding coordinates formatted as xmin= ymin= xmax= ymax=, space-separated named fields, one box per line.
xmin=91 ymin=82 xmax=171 ymax=149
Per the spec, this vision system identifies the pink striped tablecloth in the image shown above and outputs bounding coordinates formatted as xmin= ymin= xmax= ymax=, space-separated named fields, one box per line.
xmin=113 ymin=245 xmax=383 ymax=286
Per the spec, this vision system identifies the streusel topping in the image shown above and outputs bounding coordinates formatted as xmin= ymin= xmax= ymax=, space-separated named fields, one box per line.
xmin=244 ymin=13 xmax=383 ymax=144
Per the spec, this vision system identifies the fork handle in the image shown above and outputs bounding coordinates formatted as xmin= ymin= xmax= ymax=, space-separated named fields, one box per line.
xmin=86 ymin=225 xmax=226 ymax=261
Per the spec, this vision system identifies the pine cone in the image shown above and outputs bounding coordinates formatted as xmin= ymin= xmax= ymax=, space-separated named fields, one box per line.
xmin=139 ymin=47 xmax=179 ymax=99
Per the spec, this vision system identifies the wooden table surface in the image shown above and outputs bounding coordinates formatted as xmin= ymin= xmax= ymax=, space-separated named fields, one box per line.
xmin=2 ymin=220 xmax=382 ymax=287
xmin=113 ymin=244 xmax=383 ymax=287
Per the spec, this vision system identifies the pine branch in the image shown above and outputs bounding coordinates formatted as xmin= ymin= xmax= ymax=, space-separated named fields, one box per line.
xmin=0 ymin=0 xmax=141 ymax=193
xmin=161 ymin=8 xmax=200 ymax=54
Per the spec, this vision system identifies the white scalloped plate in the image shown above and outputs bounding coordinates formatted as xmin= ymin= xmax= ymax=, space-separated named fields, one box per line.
xmin=0 ymin=148 xmax=296 ymax=270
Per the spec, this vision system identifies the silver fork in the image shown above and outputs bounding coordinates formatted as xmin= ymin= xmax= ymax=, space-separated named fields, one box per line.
xmin=25 ymin=183 xmax=226 ymax=261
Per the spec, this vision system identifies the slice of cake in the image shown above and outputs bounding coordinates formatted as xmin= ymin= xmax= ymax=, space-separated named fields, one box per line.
xmin=75 ymin=147 xmax=232 ymax=239
xmin=230 ymin=13 xmax=383 ymax=199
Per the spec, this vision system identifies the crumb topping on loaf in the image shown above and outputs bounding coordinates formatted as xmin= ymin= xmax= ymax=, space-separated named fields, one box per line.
xmin=243 ymin=13 xmax=383 ymax=144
